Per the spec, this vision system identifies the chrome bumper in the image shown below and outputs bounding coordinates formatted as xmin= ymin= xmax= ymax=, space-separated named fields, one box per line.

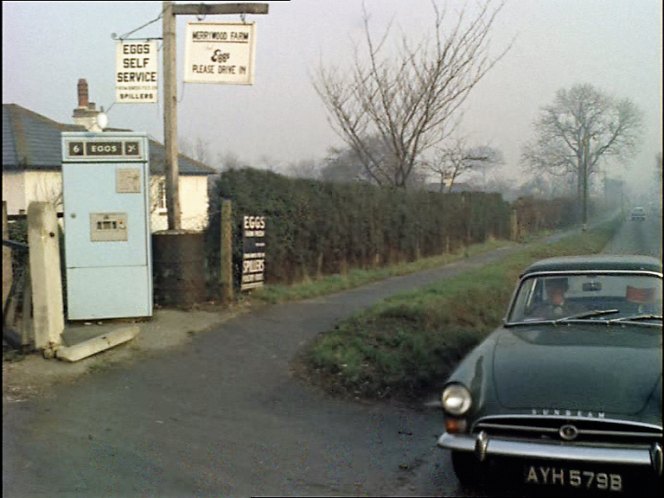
xmin=438 ymin=431 xmax=663 ymax=476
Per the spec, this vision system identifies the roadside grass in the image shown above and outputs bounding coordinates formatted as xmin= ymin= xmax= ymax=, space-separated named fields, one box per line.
xmin=250 ymin=238 xmax=515 ymax=304
xmin=295 ymin=218 xmax=621 ymax=401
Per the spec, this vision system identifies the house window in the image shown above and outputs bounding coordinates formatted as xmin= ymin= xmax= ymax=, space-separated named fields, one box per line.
xmin=157 ymin=179 xmax=167 ymax=212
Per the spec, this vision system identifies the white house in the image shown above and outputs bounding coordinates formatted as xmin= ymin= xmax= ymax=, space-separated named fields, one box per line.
xmin=2 ymin=97 xmax=216 ymax=232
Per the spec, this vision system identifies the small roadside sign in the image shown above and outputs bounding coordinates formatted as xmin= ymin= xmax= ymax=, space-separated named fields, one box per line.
xmin=184 ymin=22 xmax=256 ymax=85
xmin=241 ymin=215 xmax=266 ymax=291
xmin=115 ymin=41 xmax=158 ymax=103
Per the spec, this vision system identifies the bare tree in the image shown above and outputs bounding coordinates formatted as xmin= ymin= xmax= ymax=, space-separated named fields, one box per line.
xmin=179 ymin=136 xmax=211 ymax=164
xmin=216 ymin=150 xmax=248 ymax=171
xmin=313 ymin=0 xmax=510 ymax=188
xmin=427 ymin=137 xmax=503 ymax=192
xmin=521 ymin=83 xmax=643 ymax=227
xmin=148 ymin=175 xmax=166 ymax=215
xmin=320 ymin=137 xmax=396 ymax=184
xmin=516 ymin=174 xmax=575 ymax=200
xmin=320 ymin=146 xmax=367 ymax=184
xmin=32 ymin=175 xmax=63 ymax=212
xmin=282 ymin=158 xmax=321 ymax=179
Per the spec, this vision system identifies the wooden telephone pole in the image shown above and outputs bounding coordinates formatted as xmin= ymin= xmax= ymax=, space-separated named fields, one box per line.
xmin=161 ymin=1 xmax=269 ymax=230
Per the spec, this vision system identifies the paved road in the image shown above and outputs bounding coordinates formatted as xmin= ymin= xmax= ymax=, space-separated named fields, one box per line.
xmin=3 ymin=217 xmax=661 ymax=497
xmin=601 ymin=211 xmax=662 ymax=258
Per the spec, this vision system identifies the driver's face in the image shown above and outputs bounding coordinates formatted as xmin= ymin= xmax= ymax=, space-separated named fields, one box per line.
xmin=548 ymin=286 xmax=565 ymax=305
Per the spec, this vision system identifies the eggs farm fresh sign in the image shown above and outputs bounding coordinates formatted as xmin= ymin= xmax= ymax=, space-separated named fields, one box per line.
xmin=241 ymin=215 xmax=266 ymax=291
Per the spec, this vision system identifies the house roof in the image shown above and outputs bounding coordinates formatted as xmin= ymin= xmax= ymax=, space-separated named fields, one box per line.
xmin=2 ymin=103 xmax=216 ymax=176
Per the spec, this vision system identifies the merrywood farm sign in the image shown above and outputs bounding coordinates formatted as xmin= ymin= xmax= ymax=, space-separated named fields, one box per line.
xmin=184 ymin=22 xmax=256 ymax=85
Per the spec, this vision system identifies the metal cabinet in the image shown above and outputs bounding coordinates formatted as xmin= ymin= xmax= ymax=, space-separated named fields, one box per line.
xmin=61 ymin=132 xmax=152 ymax=320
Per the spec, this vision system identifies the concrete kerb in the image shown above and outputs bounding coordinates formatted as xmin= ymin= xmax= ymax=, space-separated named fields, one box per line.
xmin=55 ymin=325 xmax=140 ymax=362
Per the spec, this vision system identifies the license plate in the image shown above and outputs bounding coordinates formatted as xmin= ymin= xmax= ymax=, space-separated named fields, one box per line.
xmin=524 ymin=464 xmax=623 ymax=492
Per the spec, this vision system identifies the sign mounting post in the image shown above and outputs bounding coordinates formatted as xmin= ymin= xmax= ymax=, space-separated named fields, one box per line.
xmin=161 ymin=1 xmax=269 ymax=230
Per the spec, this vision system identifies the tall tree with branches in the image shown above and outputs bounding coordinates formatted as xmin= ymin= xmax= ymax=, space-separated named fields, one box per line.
xmin=427 ymin=137 xmax=503 ymax=192
xmin=313 ymin=0 xmax=510 ymax=188
xmin=521 ymin=83 xmax=642 ymax=227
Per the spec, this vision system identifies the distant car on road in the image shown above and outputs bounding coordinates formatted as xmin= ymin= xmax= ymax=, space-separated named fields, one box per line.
xmin=438 ymin=255 xmax=662 ymax=495
xmin=631 ymin=206 xmax=646 ymax=221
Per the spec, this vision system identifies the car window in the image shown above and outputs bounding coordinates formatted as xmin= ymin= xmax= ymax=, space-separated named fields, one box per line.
xmin=508 ymin=274 xmax=662 ymax=323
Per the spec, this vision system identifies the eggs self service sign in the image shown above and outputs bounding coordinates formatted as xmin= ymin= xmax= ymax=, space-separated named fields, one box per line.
xmin=115 ymin=41 xmax=158 ymax=103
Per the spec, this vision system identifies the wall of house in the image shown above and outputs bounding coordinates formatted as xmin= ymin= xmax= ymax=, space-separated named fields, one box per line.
xmin=2 ymin=170 xmax=210 ymax=233
xmin=180 ymin=175 xmax=209 ymax=230
xmin=25 ymin=171 xmax=63 ymax=212
xmin=2 ymin=171 xmax=27 ymax=214
xmin=2 ymin=171 xmax=63 ymax=215
xmin=150 ymin=175 xmax=210 ymax=232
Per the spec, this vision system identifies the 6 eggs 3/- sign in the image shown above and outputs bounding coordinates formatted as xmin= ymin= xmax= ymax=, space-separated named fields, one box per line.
xmin=184 ymin=22 xmax=256 ymax=85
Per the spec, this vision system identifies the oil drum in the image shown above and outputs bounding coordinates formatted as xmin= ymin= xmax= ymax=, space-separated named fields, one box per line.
xmin=152 ymin=230 xmax=206 ymax=307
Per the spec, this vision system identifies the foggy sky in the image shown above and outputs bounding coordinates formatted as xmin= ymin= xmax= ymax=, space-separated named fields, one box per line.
xmin=2 ymin=0 xmax=662 ymax=196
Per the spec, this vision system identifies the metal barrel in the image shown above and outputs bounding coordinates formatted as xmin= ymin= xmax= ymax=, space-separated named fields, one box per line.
xmin=152 ymin=230 xmax=207 ymax=307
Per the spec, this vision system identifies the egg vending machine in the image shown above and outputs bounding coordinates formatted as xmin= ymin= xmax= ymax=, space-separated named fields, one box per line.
xmin=61 ymin=132 xmax=152 ymax=320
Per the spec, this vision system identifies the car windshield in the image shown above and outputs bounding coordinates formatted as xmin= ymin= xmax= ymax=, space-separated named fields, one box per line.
xmin=507 ymin=273 xmax=663 ymax=326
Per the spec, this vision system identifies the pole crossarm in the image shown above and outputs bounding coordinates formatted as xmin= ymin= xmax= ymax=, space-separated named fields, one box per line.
xmin=172 ymin=3 xmax=269 ymax=16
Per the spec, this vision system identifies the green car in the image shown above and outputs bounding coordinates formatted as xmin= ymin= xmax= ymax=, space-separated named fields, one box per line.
xmin=438 ymin=255 xmax=662 ymax=494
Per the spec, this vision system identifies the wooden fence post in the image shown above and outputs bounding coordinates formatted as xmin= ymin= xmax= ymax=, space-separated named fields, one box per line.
xmin=220 ymin=199 xmax=234 ymax=303
xmin=27 ymin=202 xmax=64 ymax=353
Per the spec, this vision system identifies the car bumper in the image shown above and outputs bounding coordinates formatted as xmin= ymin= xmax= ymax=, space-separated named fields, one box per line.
xmin=438 ymin=431 xmax=663 ymax=476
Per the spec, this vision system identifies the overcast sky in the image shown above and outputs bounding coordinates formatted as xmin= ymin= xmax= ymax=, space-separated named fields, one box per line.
xmin=3 ymin=0 xmax=662 ymax=195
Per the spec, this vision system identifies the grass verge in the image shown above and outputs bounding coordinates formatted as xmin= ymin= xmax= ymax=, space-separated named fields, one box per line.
xmin=250 ymin=238 xmax=516 ymax=304
xmin=295 ymin=218 xmax=621 ymax=402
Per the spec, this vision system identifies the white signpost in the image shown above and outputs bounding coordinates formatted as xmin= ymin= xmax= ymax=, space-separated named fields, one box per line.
xmin=115 ymin=41 xmax=158 ymax=103
xmin=184 ymin=22 xmax=256 ymax=85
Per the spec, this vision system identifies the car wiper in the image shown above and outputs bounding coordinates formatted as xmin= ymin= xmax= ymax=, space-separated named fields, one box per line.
xmin=608 ymin=314 xmax=663 ymax=324
xmin=553 ymin=309 xmax=620 ymax=324
xmin=506 ymin=309 xmax=621 ymax=327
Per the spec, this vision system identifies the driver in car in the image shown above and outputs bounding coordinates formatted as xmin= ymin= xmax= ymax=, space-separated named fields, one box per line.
xmin=531 ymin=277 xmax=585 ymax=318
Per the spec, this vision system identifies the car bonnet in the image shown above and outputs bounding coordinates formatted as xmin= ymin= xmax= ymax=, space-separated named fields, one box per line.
xmin=491 ymin=326 xmax=662 ymax=415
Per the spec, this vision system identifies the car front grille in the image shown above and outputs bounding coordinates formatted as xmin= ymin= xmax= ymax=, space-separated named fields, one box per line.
xmin=473 ymin=416 xmax=663 ymax=446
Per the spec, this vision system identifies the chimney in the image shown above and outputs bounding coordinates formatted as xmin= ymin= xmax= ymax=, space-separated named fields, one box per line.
xmin=73 ymin=78 xmax=102 ymax=131
xmin=77 ymin=78 xmax=89 ymax=108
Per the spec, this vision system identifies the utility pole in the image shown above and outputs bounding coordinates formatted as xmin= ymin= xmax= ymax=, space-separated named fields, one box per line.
xmin=161 ymin=1 xmax=269 ymax=230
xmin=582 ymin=136 xmax=588 ymax=231
xmin=162 ymin=1 xmax=180 ymax=230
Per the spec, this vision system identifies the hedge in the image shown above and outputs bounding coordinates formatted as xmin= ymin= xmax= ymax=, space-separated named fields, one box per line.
xmin=206 ymin=168 xmax=514 ymax=291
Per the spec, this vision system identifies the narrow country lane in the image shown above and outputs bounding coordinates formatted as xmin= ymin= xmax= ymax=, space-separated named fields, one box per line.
xmin=3 ymin=216 xmax=661 ymax=497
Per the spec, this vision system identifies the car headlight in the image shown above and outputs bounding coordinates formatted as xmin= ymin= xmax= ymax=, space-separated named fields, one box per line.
xmin=441 ymin=383 xmax=472 ymax=416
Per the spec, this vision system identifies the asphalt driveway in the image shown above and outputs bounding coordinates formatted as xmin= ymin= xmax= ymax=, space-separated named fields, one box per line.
xmin=3 ymin=242 xmax=527 ymax=497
